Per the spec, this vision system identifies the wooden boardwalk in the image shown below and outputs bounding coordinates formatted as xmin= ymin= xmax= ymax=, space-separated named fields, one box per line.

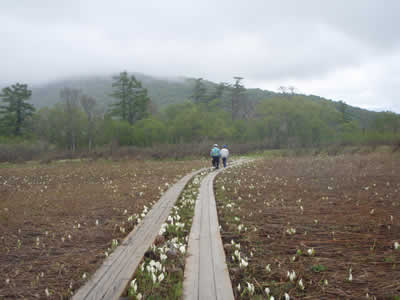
xmin=73 ymin=168 xmax=205 ymax=300
xmin=183 ymin=163 xmax=242 ymax=300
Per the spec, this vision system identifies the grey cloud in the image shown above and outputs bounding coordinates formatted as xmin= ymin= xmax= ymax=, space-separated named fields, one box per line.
xmin=1 ymin=0 xmax=400 ymax=112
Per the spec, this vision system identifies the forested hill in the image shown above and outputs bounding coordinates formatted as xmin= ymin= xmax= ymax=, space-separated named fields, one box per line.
xmin=30 ymin=74 xmax=278 ymax=109
xmin=30 ymin=73 xmax=193 ymax=109
xmin=29 ymin=73 xmax=382 ymax=127
xmin=2 ymin=72 xmax=398 ymax=152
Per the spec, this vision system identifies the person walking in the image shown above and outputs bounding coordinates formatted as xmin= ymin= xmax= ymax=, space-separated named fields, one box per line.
xmin=220 ymin=145 xmax=229 ymax=168
xmin=210 ymin=144 xmax=221 ymax=169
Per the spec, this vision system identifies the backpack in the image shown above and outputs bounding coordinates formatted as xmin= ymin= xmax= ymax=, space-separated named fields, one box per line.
xmin=211 ymin=147 xmax=220 ymax=157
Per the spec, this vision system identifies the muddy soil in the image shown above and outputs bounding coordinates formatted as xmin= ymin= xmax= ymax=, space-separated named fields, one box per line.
xmin=216 ymin=153 xmax=400 ymax=299
xmin=0 ymin=159 xmax=206 ymax=299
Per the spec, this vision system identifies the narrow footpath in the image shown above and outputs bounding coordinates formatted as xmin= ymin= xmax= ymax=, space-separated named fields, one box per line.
xmin=183 ymin=161 xmax=246 ymax=300
xmin=73 ymin=168 xmax=205 ymax=300
xmin=73 ymin=159 xmax=246 ymax=300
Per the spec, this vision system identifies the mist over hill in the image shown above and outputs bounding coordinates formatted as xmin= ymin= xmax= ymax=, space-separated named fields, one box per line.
xmin=29 ymin=73 xmax=281 ymax=111
xmin=30 ymin=73 xmax=194 ymax=109
xmin=28 ymin=72 xmax=382 ymax=128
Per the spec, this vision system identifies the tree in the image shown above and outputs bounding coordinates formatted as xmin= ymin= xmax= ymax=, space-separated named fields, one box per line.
xmin=278 ymin=85 xmax=297 ymax=95
xmin=80 ymin=94 xmax=97 ymax=151
xmin=278 ymin=86 xmax=288 ymax=94
xmin=110 ymin=72 xmax=150 ymax=125
xmin=60 ymin=88 xmax=81 ymax=151
xmin=191 ymin=78 xmax=207 ymax=104
xmin=127 ymin=77 xmax=150 ymax=125
xmin=230 ymin=77 xmax=246 ymax=121
xmin=373 ymin=111 xmax=400 ymax=134
xmin=254 ymin=96 xmax=342 ymax=148
xmin=288 ymin=86 xmax=297 ymax=94
xmin=214 ymin=82 xmax=227 ymax=99
xmin=132 ymin=118 xmax=167 ymax=147
xmin=0 ymin=83 xmax=35 ymax=136
xmin=208 ymin=82 xmax=228 ymax=105
xmin=110 ymin=71 xmax=130 ymax=121
xmin=338 ymin=100 xmax=351 ymax=123
xmin=34 ymin=103 xmax=86 ymax=149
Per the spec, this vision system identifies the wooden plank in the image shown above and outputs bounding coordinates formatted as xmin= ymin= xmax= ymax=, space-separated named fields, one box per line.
xmin=73 ymin=168 xmax=206 ymax=300
xmin=183 ymin=161 xmax=245 ymax=300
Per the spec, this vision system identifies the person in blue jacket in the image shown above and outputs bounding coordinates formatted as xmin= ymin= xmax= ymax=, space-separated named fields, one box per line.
xmin=210 ymin=144 xmax=221 ymax=169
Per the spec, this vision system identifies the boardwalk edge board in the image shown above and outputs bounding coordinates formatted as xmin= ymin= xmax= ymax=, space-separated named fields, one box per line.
xmin=73 ymin=167 xmax=206 ymax=300
xmin=183 ymin=159 xmax=247 ymax=300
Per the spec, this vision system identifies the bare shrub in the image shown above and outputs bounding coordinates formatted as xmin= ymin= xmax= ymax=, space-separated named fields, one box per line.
xmin=326 ymin=144 xmax=342 ymax=156
xmin=7 ymin=138 xmax=392 ymax=164
xmin=0 ymin=142 xmax=49 ymax=163
xmin=102 ymin=141 xmax=274 ymax=161
xmin=392 ymin=139 xmax=400 ymax=152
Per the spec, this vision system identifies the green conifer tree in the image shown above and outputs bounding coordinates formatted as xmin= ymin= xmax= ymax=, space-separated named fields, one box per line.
xmin=0 ymin=83 xmax=35 ymax=136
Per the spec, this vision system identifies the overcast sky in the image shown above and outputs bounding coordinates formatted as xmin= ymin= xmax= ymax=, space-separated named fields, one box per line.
xmin=1 ymin=0 xmax=400 ymax=112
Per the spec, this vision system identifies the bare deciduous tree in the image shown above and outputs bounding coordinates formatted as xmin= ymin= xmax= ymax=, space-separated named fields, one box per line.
xmin=288 ymin=86 xmax=297 ymax=94
xmin=80 ymin=95 xmax=97 ymax=151
xmin=60 ymin=88 xmax=80 ymax=152
xmin=278 ymin=86 xmax=287 ymax=94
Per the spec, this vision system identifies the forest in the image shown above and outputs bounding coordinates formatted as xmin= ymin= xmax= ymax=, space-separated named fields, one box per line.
xmin=0 ymin=71 xmax=399 ymax=159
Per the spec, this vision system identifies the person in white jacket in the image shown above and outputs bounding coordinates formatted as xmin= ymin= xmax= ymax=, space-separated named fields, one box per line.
xmin=220 ymin=145 xmax=229 ymax=168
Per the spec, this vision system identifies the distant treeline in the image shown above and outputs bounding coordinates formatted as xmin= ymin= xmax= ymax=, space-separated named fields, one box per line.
xmin=0 ymin=72 xmax=399 ymax=156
